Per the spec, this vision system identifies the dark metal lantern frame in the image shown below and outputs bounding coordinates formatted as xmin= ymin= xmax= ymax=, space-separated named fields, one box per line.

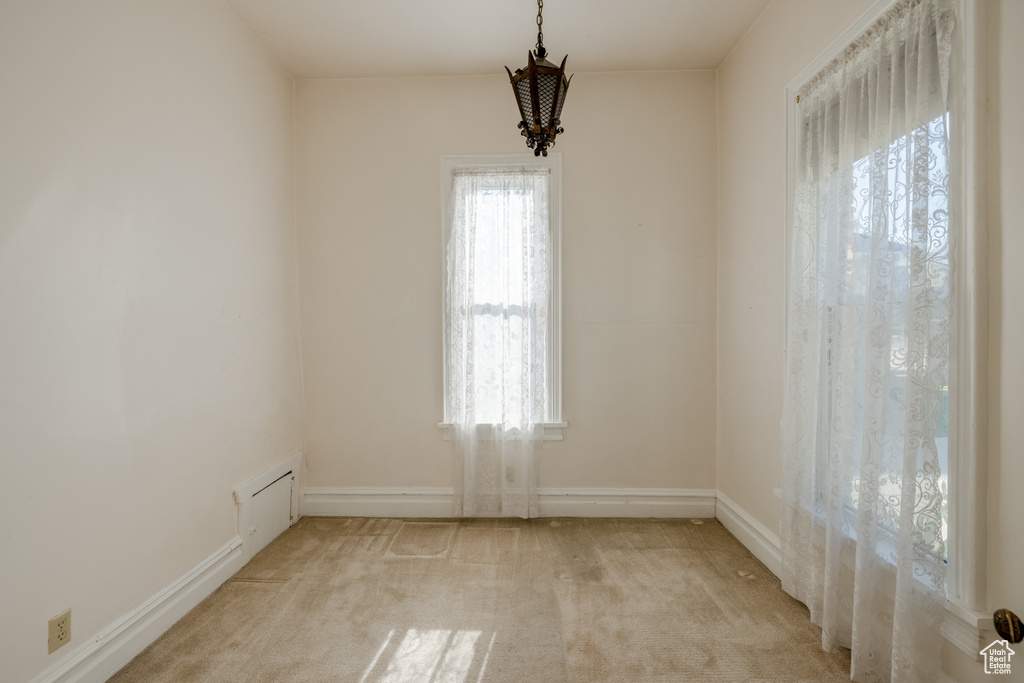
xmin=504 ymin=1 xmax=571 ymax=157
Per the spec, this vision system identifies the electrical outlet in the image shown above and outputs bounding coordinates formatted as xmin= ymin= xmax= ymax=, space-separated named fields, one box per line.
xmin=48 ymin=609 xmax=71 ymax=654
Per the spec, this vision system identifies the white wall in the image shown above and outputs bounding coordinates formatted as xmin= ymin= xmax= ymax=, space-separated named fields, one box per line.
xmin=296 ymin=71 xmax=718 ymax=492
xmin=719 ymin=1 xmax=1024 ymax=681
xmin=0 ymin=2 xmax=304 ymax=681
xmin=985 ymin=0 xmax=1024 ymax=681
xmin=715 ymin=0 xmax=874 ymax=536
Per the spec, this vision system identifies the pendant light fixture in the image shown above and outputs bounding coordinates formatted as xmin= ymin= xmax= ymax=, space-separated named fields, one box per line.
xmin=505 ymin=0 xmax=571 ymax=157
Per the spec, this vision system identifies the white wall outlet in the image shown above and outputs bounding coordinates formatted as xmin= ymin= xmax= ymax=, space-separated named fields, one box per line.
xmin=48 ymin=608 xmax=71 ymax=654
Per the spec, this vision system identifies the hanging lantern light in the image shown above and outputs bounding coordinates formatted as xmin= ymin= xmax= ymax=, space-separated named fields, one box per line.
xmin=505 ymin=0 xmax=571 ymax=157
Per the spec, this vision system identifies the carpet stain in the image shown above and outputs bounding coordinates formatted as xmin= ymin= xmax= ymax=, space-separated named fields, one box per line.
xmin=386 ymin=521 xmax=457 ymax=557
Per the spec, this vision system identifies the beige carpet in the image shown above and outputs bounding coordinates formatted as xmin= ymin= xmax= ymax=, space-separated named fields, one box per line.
xmin=109 ymin=517 xmax=851 ymax=682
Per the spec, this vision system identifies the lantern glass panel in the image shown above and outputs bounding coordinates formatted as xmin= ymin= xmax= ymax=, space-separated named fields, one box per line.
xmin=514 ymin=78 xmax=531 ymax=123
xmin=537 ymin=73 xmax=559 ymax=127
xmin=554 ymin=82 xmax=567 ymax=122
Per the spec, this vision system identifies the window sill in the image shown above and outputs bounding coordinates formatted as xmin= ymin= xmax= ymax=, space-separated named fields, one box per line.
xmin=437 ymin=422 xmax=567 ymax=441
xmin=943 ymin=600 xmax=993 ymax=660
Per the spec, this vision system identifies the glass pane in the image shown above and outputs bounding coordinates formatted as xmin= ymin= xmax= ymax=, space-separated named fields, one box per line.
xmin=465 ymin=181 xmax=537 ymax=424
xmin=837 ymin=112 xmax=950 ymax=560
xmin=471 ymin=189 xmax=530 ymax=310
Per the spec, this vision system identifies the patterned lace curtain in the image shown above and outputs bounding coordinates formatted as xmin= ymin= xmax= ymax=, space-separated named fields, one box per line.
xmin=445 ymin=167 xmax=550 ymax=518
xmin=780 ymin=1 xmax=955 ymax=681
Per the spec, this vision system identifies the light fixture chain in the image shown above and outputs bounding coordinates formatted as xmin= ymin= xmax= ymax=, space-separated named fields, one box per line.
xmin=536 ymin=0 xmax=544 ymax=52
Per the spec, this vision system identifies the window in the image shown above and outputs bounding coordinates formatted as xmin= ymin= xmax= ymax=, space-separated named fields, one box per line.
xmin=778 ymin=0 xmax=963 ymax=676
xmin=782 ymin=0 xmax=991 ymax=665
xmin=439 ymin=154 xmax=564 ymax=438
xmin=818 ymin=112 xmax=952 ymax=562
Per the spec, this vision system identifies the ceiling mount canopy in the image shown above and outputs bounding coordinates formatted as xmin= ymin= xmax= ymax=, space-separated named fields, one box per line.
xmin=504 ymin=0 xmax=572 ymax=157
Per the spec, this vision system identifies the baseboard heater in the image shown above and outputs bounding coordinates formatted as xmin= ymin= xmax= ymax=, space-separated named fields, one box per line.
xmin=233 ymin=453 xmax=302 ymax=563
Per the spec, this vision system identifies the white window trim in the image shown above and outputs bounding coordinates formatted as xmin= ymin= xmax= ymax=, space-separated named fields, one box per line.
xmin=438 ymin=153 xmax=565 ymax=439
xmin=436 ymin=422 xmax=569 ymax=442
xmin=783 ymin=0 xmax=991 ymax=658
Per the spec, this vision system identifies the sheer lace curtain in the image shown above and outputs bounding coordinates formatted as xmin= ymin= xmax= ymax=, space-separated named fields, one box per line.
xmin=445 ymin=167 xmax=550 ymax=518
xmin=780 ymin=1 xmax=955 ymax=681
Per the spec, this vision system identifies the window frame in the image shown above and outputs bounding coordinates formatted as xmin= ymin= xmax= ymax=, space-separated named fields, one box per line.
xmin=783 ymin=0 xmax=991 ymax=659
xmin=437 ymin=153 xmax=566 ymax=440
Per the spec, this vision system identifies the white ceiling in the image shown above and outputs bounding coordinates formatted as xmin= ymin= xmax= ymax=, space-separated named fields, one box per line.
xmin=225 ymin=0 xmax=772 ymax=79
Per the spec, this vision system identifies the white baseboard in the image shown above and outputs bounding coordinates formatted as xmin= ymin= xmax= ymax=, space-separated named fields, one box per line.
xmin=715 ymin=492 xmax=782 ymax=578
xmin=29 ymin=536 xmax=245 ymax=683
xmin=301 ymin=487 xmax=717 ymax=519
xmin=538 ymin=488 xmax=716 ymax=518
xmin=302 ymin=487 xmax=455 ymax=517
